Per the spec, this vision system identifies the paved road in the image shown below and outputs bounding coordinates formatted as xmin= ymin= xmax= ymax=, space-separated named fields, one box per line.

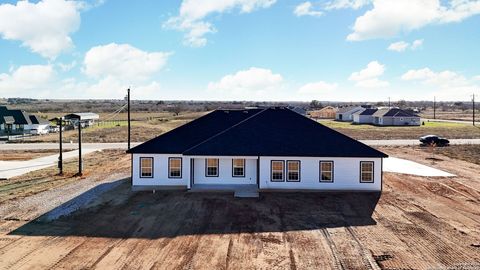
xmin=1 ymin=139 xmax=480 ymax=150
xmin=0 ymin=149 xmax=98 ymax=179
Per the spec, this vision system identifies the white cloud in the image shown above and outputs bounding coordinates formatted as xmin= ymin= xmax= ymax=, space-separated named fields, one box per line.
xmin=83 ymin=43 xmax=171 ymax=81
xmin=347 ymin=0 xmax=480 ymax=41
xmin=349 ymin=61 xmax=389 ymax=88
xmin=325 ymin=0 xmax=370 ymax=10
xmin=0 ymin=65 xmax=54 ymax=97
xmin=411 ymin=39 xmax=423 ymax=49
xmin=298 ymin=81 xmax=338 ymax=94
xmin=294 ymin=2 xmax=323 ymax=17
xmin=401 ymin=67 xmax=478 ymax=99
xmin=0 ymin=0 xmax=81 ymax=59
xmin=388 ymin=39 xmax=423 ymax=52
xmin=387 ymin=41 xmax=409 ymax=52
xmin=207 ymin=67 xmax=283 ymax=99
xmin=473 ymin=75 xmax=480 ymax=81
xmin=164 ymin=0 xmax=276 ymax=47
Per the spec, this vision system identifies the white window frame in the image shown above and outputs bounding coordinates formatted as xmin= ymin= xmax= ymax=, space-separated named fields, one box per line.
xmin=320 ymin=161 xmax=334 ymax=182
xmin=271 ymin=160 xmax=285 ymax=182
xmin=232 ymin=159 xmax=245 ymax=177
xmin=140 ymin=157 xmax=153 ymax=178
xmin=168 ymin=157 xmax=182 ymax=178
xmin=360 ymin=161 xmax=374 ymax=183
xmin=205 ymin=158 xmax=219 ymax=177
xmin=286 ymin=160 xmax=300 ymax=182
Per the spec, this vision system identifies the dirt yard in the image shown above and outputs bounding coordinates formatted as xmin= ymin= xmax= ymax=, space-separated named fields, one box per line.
xmin=0 ymin=147 xmax=479 ymax=269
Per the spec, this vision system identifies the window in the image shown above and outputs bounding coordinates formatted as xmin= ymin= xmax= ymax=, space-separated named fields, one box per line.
xmin=205 ymin=159 xmax=219 ymax=177
xmin=320 ymin=161 xmax=334 ymax=182
xmin=168 ymin=157 xmax=182 ymax=178
xmin=287 ymin=161 xmax=300 ymax=182
xmin=140 ymin=157 xmax=153 ymax=178
xmin=232 ymin=159 xmax=245 ymax=177
xmin=360 ymin=161 xmax=374 ymax=183
xmin=271 ymin=160 xmax=285 ymax=182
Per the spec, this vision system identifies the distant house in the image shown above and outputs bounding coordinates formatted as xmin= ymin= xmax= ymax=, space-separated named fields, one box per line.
xmin=372 ymin=108 xmax=420 ymax=126
xmin=353 ymin=108 xmax=378 ymax=124
xmin=64 ymin=113 xmax=99 ymax=128
xmin=335 ymin=106 xmax=365 ymax=121
xmin=309 ymin=106 xmax=337 ymax=119
xmin=0 ymin=106 xmax=50 ymax=135
xmin=286 ymin=106 xmax=307 ymax=116
xmin=127 ymin=107 xmax=387 ymax=193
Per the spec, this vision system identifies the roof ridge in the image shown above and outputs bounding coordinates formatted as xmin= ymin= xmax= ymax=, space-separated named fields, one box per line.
xmin=182 ymin=108 xmax=268 ymax=154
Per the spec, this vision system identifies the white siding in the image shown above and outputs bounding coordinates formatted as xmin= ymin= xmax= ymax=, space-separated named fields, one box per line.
xmin=193 ymin=157 xmax=257 ymax=185
xmin=259 ymin=157 xmax=382 ymax=191
xmin=132 ymin=154 xmax=190 ymax=187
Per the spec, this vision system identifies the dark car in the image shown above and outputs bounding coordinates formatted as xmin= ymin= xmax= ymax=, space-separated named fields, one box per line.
xmin=419 ymin=135 xmax=450 ymax=147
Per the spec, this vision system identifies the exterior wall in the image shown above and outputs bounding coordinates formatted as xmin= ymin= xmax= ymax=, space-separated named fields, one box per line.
xmin=132 ymin=154 xmax=190 ymax=188
xmin=336 ymin=107 xmax=364 ymax=122
xmin=353 ymin=115 xmax=374 ymax=124
xmin=392 ymin=117 xmax=420 ymax=126
xmin=259 ymin=156 xmax=382 ymax=191
xmin=193 ymin=157 xmax=257 ymax=185
xmin=377 ymin=116 xmax=420 ymax=126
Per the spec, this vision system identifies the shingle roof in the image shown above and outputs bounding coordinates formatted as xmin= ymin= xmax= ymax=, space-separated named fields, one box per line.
xmin=127 ymin=109 xmax=264 ymax=154
xmin=128 ymin=108 xmax=387 ymax=158
xmin=358 ymin=108 xmax=378 ymax=116
xmin=373 ymin=108 xmax=419 ymax=117
xmin=337 ymin=106 xmax=363 ymax=114
xmin=29 ymin=115 xmax=49 ymax=125
xmin=0 ymin=109 xmax=32 ymax=125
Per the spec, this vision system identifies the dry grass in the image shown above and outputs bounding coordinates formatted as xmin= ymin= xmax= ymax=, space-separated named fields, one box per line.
xmin=435 ymin=145 xmax=480 ymax=165
xmin=0 ymin=150 xmax=59 ymax=161
xmin=0 ymin=150 xmax=129 ymax=203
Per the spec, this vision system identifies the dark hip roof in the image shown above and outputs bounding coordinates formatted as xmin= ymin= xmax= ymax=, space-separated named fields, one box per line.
xmin=359 ymin=108 xmax=378 ymax=116
xmin=128 ymin=108 xmax=387 ymax=158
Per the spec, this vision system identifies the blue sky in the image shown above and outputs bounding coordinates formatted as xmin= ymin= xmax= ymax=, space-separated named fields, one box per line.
xmin=0 ymin=0 xmax=479 ymax=101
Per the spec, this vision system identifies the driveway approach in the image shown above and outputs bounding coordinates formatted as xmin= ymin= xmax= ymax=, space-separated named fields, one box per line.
xmin=0 ymin=149 xmax=98 ymax=179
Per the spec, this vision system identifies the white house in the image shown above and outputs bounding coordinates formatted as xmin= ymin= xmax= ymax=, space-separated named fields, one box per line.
xmin=127 ymin=108 xmax=387 ymax=196
xmin=353 ymin=108 xmax=378 ymax=124
xmin=372 ymin=108 xmax=421 ymax=126
xmin=335 ymin=106 xmax=365 ymax=121
xmin=0 ymin=106 xmax=49 ymax=135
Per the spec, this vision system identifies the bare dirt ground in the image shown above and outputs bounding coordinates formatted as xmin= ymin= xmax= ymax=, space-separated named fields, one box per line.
xmin=0 ymin=147 xmax=479 ymax=269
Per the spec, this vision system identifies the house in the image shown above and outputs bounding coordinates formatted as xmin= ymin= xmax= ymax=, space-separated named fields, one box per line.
xmin=309 ymin=106 xmax=337 ymax=119
xmin=286 ymin=106 xmax=307 ymax=116
xmin=352 ymin=108 xmax=378 ymax=124
xmin=335 ymin=106 xmax=365 ymax=121
xmin=372 ymin=108 xmax=420 ymax=126
xmin=64 ymin=113 xmax=99 ymax=128
xmin=27 ymin=115 xmax=50 ymax=134
xmin=0 ymin=106 xmax=49 ymax=135
xmin=127 ymin=107 xmax=387 ymax=194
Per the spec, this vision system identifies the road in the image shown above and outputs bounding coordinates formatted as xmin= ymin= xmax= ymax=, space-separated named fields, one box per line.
xmin=0 ymin=149 xmax=98 ymax=179
xmin=1 ymin=139 xmax=479 ymax=151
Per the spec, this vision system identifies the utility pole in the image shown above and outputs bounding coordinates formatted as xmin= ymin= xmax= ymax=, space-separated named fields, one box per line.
xmin=473 ymin=94 xmax=476 ymax=126
xmin=58 ymin=117 xmax=63 ymax=175
xmin=388 ymin=97 xmax=391 ymax=108
xmin=78 ymin=120 xmax=82 ymax=176
xmin=433 ymin=96 xmax=436 ymax=120
xmin=127 ymin=88 xmax=131 ymax=150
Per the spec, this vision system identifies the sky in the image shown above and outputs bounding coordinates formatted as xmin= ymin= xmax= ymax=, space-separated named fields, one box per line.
xmin=0 ymin=0 xmax=479 ymax=102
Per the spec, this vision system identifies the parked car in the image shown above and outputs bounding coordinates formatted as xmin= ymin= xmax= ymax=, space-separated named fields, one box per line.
xmin=419 ymin=135 xmax=450 ymax=147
